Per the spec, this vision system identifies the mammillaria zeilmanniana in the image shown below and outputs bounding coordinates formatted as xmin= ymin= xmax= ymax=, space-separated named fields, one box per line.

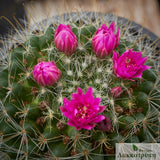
xmin=0 ymin=13 xmax=159 ymax=160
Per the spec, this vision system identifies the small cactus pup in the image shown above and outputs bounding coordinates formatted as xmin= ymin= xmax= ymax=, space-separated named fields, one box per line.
xmin=0 ymin=12 xmax=159 ymax=160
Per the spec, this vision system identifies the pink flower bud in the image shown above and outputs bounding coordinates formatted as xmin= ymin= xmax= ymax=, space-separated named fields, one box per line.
xmin=110 ymin=86 xmax=123 ymax=98
xmin=54 ymin=24 xmax=78 ymax=56
xmin=92 ymin=22 xmax=120 ymax=58
xmin=113 ymin=49 xmax=151 ymax=81
xmin=97 ymin=115 xmax=112 ymax=132
xmin=33 ymin=61 xmax=61 ymax=86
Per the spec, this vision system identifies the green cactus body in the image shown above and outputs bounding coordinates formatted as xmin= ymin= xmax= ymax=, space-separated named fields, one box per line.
xmin=0 ymin=12 xmax=159 ymax=159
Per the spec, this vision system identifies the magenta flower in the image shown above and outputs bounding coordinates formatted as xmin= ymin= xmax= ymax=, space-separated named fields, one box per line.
xmin=33 ymin=61 xmax=61 ymax=86
xmin=92 ymin=22 xmax=120 ymax=58
xmin=60 ymin=87 xmax=106 ymax=130
xmin=110 ymin=86 xmax=123 ymax=98
xmin=54 ymin=24 xmax=78 ymax=56
xmin=113 ymin=49 xmax=151 ymax=80
xmin=97 ymin=115 xmax=112 ymax=132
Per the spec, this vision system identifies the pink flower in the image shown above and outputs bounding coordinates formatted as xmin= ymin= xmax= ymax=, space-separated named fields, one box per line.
xmin=33 ymin=61 xmax=61 ymax=86
xmin=92 ymin=22 xmax=120 ymax=58
xmin=60 ymin=87 xmax=106 ymax=130
xmin=97 ymin=115 xmax=112 ymax=132
xmin=54 ymin=24 xmax=78 ymax=56
xmin=113 ymin=49 xmax=151 ymax=80
xmin=110 ymin=86 xmax=123 ymax=98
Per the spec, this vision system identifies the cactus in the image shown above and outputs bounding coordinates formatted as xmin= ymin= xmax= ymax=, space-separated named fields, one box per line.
xmin=0 ymin=12 xmax=159 ymax=160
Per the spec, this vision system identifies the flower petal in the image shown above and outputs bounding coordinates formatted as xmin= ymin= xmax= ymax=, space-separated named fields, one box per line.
xmin=99 ymin=106 xmax=106 ymax=113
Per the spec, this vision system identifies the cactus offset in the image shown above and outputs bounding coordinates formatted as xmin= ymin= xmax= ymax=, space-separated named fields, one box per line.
xmin=0 ymin=12 xmax=160 ymax=160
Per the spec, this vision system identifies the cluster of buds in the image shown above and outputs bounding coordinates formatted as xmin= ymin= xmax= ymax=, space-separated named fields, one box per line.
xmin=32 ymin=23 xmax=151 ymax=87
xmin=31 ymin=23 xmax=151 ymax=131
